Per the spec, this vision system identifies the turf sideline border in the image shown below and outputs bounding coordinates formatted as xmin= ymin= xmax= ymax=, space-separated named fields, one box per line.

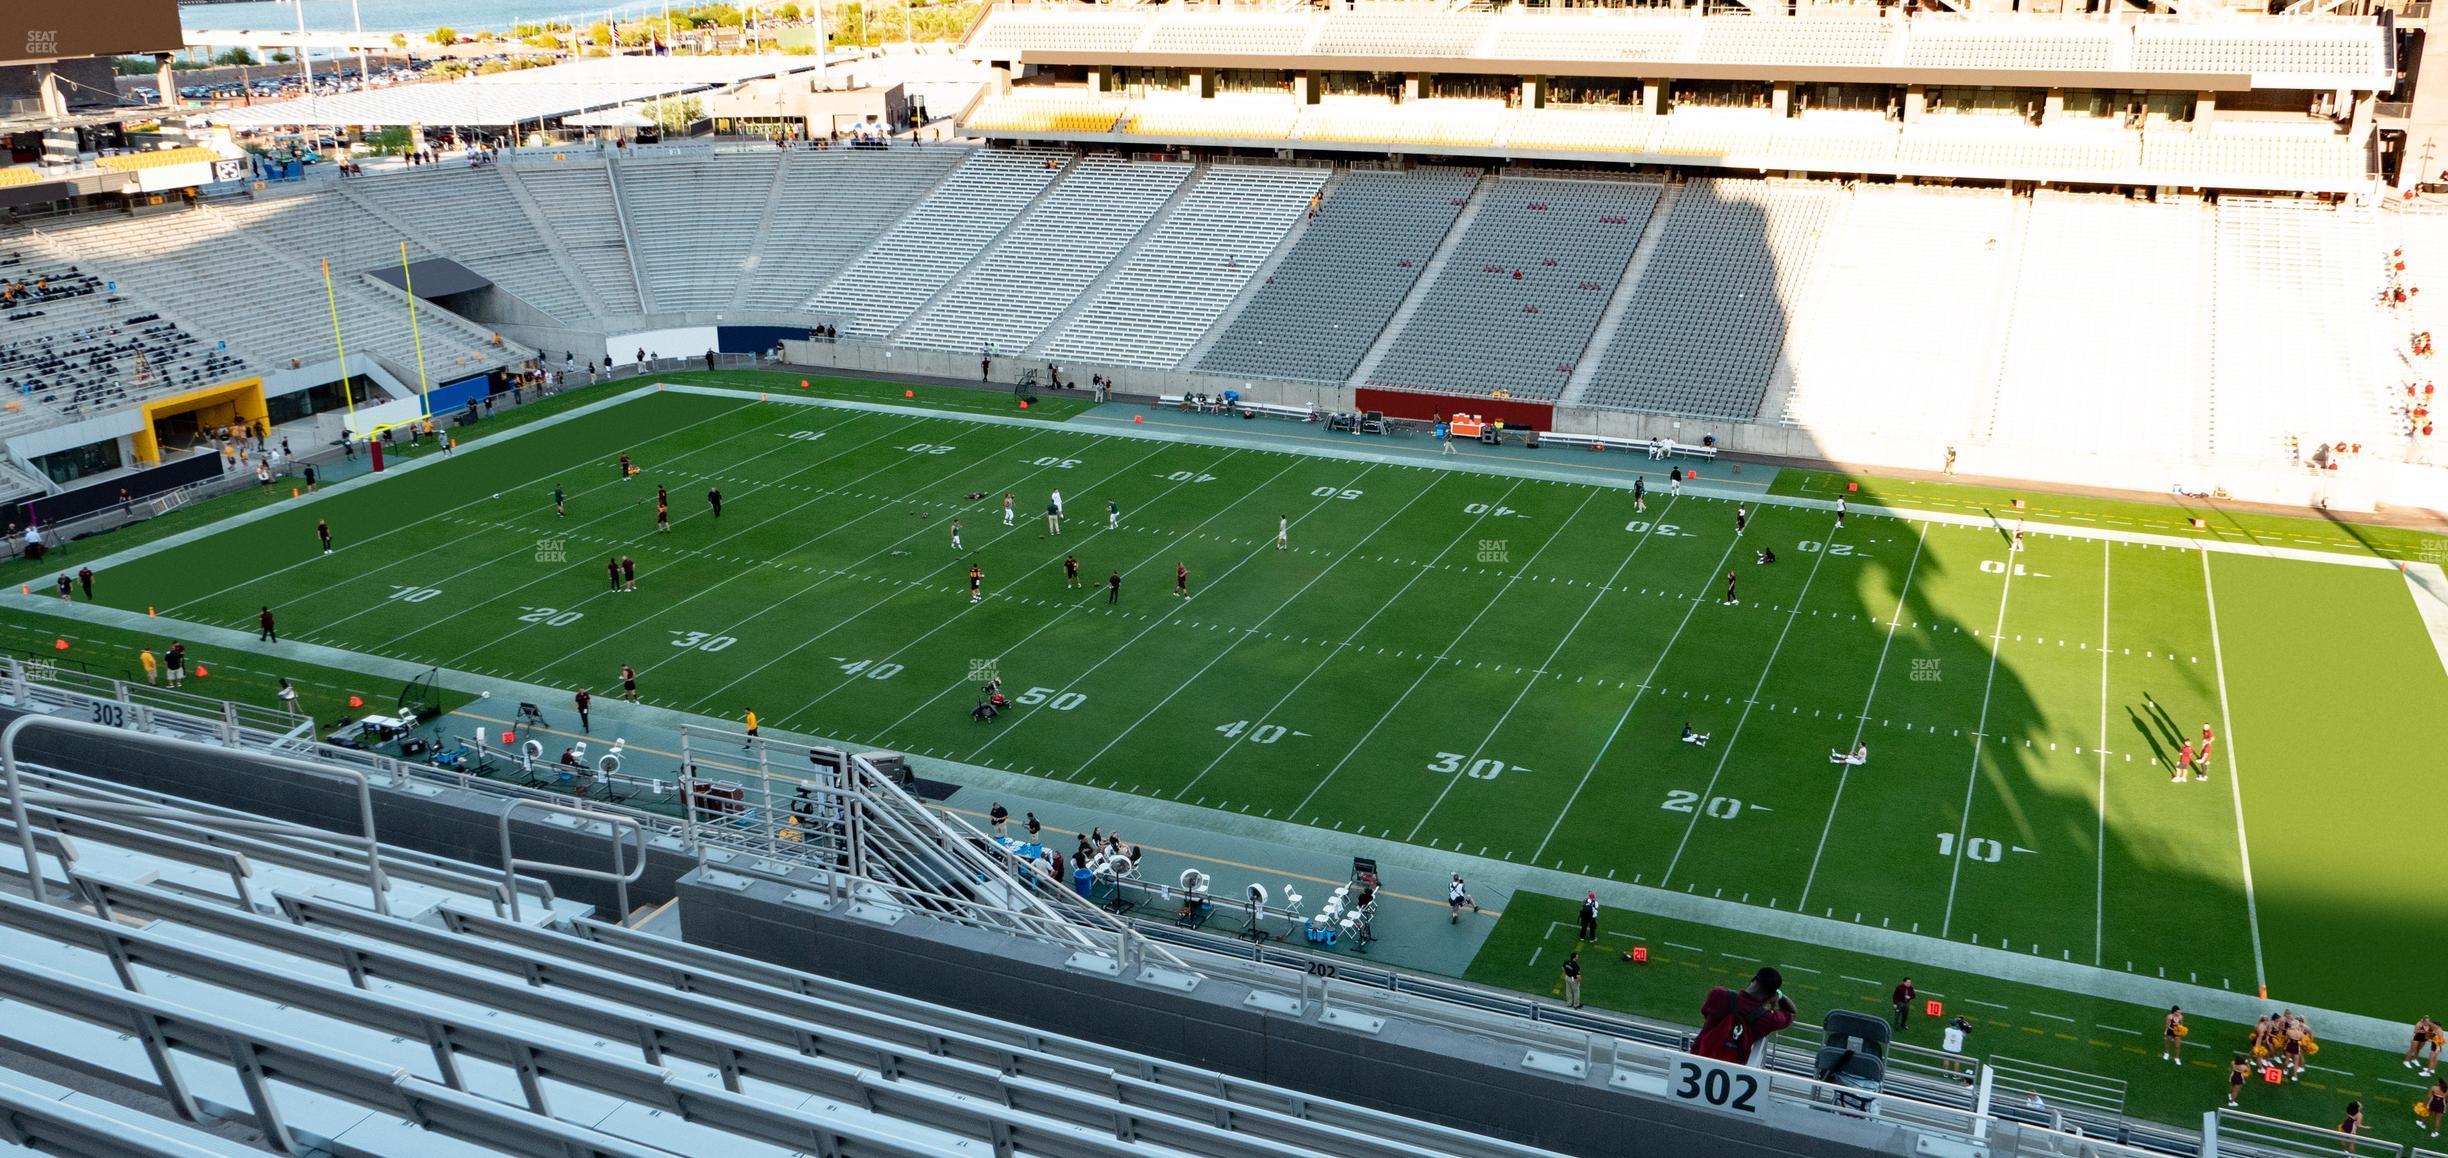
xmin=663 ymin=385 xmax=2406 ymax=572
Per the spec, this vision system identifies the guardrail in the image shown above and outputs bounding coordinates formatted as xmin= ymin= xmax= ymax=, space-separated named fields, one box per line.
xmin=0 ymin=657 xmax=2227 ymax=1155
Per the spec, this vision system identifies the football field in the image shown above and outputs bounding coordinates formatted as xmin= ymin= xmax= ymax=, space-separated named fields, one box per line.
xmin=64 ymin=375 xmax=2448 ymax=1027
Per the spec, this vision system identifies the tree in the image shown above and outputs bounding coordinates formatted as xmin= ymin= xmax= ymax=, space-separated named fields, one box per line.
xmin=643 ymin=96 xmax=705 ymax=136
xmin=270 ymin=51 xmax=292 ymax=63
xmin=587 ymin=21 xmax=614 ymax=47
xmin=431 ymin=60 xmax=471 ymax=79
xmin=429 ymin=27 xmax=458 ymax=46
xmin=212 ymin=47 xmax=259 ymax=67
xmin=777 ymin=2 xmax=803 ymax=19
xmin=389 ymin=33 xmax=409 ymax=49
xmin=362 ymin=126 xmax=412 ymax=156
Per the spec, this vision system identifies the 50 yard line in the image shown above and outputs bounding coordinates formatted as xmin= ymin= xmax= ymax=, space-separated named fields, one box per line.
xmin=1794 ymin=524 xmax=1926 ymax=912
xmin=2199 ymin=548 xmax=2268 ymax=996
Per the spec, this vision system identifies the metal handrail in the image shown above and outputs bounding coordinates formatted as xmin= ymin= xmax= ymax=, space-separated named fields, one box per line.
xmin=1 ymin=715 xmax=388 ymax=914
xmin=498 ymin=799 xmax=644 ymax=922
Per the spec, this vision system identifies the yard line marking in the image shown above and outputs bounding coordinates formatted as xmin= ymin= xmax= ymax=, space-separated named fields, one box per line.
xmin=1283 ymin=478 xmax=1558 ymax=818
xmin=1796 ymin=526 xmax=1926 ymax=911
xmin=2096 ymin=1025 xmax=2143 ymax=1036
xmin=678 ymin=438 xmax=1181 ymax=712
xmin=1962 ymin=998 xmax=2010 ymax=1010
xmin=1938 ymin=540 xmax=2023 ymax=939
xmin=2094 ymin=539 xmax=2111 ymax=967
xmin=1528 ymin=500 xmax=1740 ymax=865
xmin=498 ymin=423 xmax=1071 ymax=681
xmin=845 ymin=452 xmax=1299 ymax=739
xmin=348 ymin=407 xmax=904 ymax=651
xmin=1404 ymin=487 xmax=1620 ymax=840
xmin=2199 ymin=549 xmax=2269 ymax=996
xmin=1659 ymin=511 xmax=1849 ymax=886
xmin=1168 ymin=477 xmax=1499 ymax=800
xmin=959 ymin=458 xmax=1363 ymax=759
xmin=154 ymin=387 xmax=761 ymax=618
xmin=1663 ymin=942 xmax=1705 ymax=953
xmin=2030 ymin=1011 xmax=2076 ymax=1023
xmin=1840 ymin=975 xmax=1885 ymax=987
xmin=406 ymin=416 xmax=949 ymax=665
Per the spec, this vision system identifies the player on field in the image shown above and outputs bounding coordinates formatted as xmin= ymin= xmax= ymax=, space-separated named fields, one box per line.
xmin=1107 ymin=569 xmax=1122 ymax=604
xmin=1829 ymin=743 xmax=1867 ymax=766
xmin=707 ymin=487 xmax=722 ymax=518
xmin=1835 ymin=496 xmax=1847 ymax=529
xmin=2227 ymin=1054 xmax=2250 ymax=1108
xmin=1735 ymin=505 xmax=1748 ymax=535
xmin=1633 ymin=476 xmax=1646 ymax=514
xmin=1175 ymin=561 xmax=1189 ymax=599
xmin=1063 ymin=555 xmax=1080 ymax=589
xmin=1722 ymin=570 xmax=1739 ymax=605
xmin=618 ymin=454 xmax=632 ymax=481
xmin=968 ymin=564 xmax=984 ymax=603
xmin=1045 ymin=501 xmax=1061 ymax=536
xmin=620 ymin=664 xmax=638 ymax=702
xmin=621 ymin=556 xmax=637 ymax=592
xmin=1680 ymin=723 xmax=1710 ymax=747
xmin=1276 ymin=515 xmax=1289 ymax=550
xmin=655 ymin=497 xmax=670 ymax=533
xmin=607 ymin=556 xmax=621 ymax=592
xmin=950 ymin=519 xmax=963 ymax=550
xmin=2199 ymin=722 xmax=2216 ymax=767
xmin=2163 ymin=1006 xmax=2187 ymax=1065
xmin=2175 ymin=741 xmax=2195 ymax=783
xmin=1002 ymin=492 xmax=1015 ymax=527
xmin=317 ymin=519 xmax=333 ymax=555
xmin=1050 ymin=489 xmax=1065 ymax=520
xmin=1107 ymin=498 xmax=1119 ymax=530
xmin=1669 ymin=467 xmax=1683 ymax=497
xmin=553 ymin=484 xmax=566 ymax=517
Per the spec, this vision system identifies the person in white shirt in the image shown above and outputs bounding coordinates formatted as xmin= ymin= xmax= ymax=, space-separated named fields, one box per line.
xmin=1830 ymin=743 xmax=1868 ymax=766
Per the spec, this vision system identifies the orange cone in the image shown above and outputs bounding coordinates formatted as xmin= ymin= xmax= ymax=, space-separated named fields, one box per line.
xmin=291 ymin=487 xmax=300 ymax=498
xmin=800 ymin=379 xmax=809 ymax=389
xmin=1019 ymin=399 xmax=1030 ymax=410
xmin=194 ymin=665 xmax=208 ymax=677
xmin=1133 ymin=415 xmax=1144 ymax=424
xmin=53 ymin=639 xmax=68 ymax=651
xmin=348 ymin=695 xmax=364 ymax=708
xmin=148 ymin=606 xmax=155 ymax=617
xmin=904 ymin=389 xmax=914 ymax=399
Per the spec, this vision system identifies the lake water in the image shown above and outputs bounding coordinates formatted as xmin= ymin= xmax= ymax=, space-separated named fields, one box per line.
xmin=180 ymin=0 xmax=672 ymax=37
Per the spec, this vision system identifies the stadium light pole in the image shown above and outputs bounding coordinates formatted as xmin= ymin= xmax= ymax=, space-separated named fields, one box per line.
xmin=292 ymin=0 xmax=315 ymax=97
xmin=351 ymin=0 xmax=370 ymax=94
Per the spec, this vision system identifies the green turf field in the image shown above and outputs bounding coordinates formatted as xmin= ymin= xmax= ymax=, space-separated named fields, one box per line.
xmin=27 ymin=374 xmax=2448 ymax=1117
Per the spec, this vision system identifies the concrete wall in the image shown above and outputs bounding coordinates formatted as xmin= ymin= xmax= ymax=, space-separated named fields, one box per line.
xmin=776 ymin=340 xmax=2400 ymax=512
xmin=676 ymin=868 xmax=1901 ymax=1158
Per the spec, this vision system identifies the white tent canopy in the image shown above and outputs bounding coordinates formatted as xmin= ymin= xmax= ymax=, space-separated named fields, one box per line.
xmin=564 ymin=106 xmax=657 ymax=129
xmin=208 ymin=55 xmax=819 ymax=130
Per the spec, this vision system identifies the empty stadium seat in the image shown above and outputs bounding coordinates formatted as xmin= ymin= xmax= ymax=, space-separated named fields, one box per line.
xmin=1369 ymin=176 xmax=1661 ymax=402
xmin=809 ymin=147 xmax=1073 ymax=339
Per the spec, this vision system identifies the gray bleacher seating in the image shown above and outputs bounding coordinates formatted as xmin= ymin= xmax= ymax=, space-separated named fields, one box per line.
xmin=809 ymin=147 xmax=1073 ymax=340
xmin=0 ymin=251 xmax=248 ymax=436
xmin=1039 ymin=164 xmax=1328 ymax=369
xmin=1368 ymin=176 xmax=1660 ymax=401
xmin=899 ymin=157 xmax=1191 ymax=353
xmin=1578 ymin=178 xmax=1836 ymax=421
xmin=615 ymin=152 xmax=780 ymax=313
xmin=347 ymin=167 xmax=592 ymax=323
xmin=1195 ymin=168 xmax=1476 ymax=384
xmin=507 ymin=161 xmax=647 ymax=317
xmin=0 ymin=764 xmax=1543 ymax=1158
xmin=741 ymin=145 xmax=968 ymax=313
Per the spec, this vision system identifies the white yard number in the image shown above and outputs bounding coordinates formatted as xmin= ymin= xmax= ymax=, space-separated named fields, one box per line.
xmin=1463 ymin=503 xmax=1516 ymax=517
xmin=837 ymin=659 xmax=904 ymax=680
xmin=906 ymin=443 xmax=958 ymax=455
xmin=1662 ymin=790 xmax=1744 ymax=819
xmin=1935 ymin=832 xmax=2005 ymax=862
xmin=1016 ymin=685 xmax=1087 ymax=711
xmin=671 ymin=631 xmax=738 ymax=652
xmin=1216 ymin=720 xmax=1289 ymax=744
xmin=785 ymin=430 xmax=827 ymax=441
xmin=1427 ymin=752 xmax=1522 ymax=780
xmin=518 ymin=606 xmax=583 ymax=627
xmin=1979 ymin=560 xmax=2031 ymax=576
xmin=1311 ymin=486 xmax=1362 ymax=500
xmin=1794 ymin=540 xmax=1855 ymax=556
xmin=1032 ymin=456 xmax=1082 ymax=469
xmin=1168 ymin=471 xmax=1218 ymax=483
xmin=387 ymin=585 xmax=443 ymax=603
xmin=1624 ymin=521 xmax=1684 ymax=537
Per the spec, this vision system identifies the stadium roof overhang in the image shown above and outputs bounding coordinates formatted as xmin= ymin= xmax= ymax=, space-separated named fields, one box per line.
xmin=1014 ymin=51 xmax=2384 ymax=94
xmin=206 ymin=56 xmax=827 ymax=129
